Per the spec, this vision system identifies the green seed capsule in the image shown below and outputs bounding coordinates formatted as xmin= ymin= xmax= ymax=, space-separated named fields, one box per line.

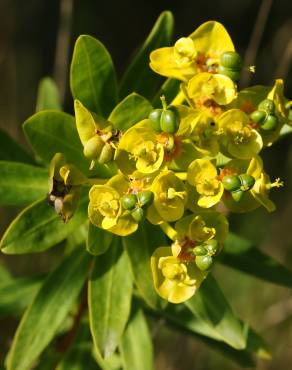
xmin=239 ymin=174 xmax=255 ymax=191
xmin=231 ymin=189 xmax=244 ymax=202
xmin=83 ymin=135 xmax=104 ymax=160
xmin=204 ymin=239 xmax=218 ymax=254
xmin=131 ymin=207 xmax=145 ymax=222
xmin=222 ymin=175 xmax=241 ymax=192
xmin=218 ymin=65 xmax=241 ymax=81
xmin=137 ymin=190 xmax=154 ymax=207
xmin=98 ymin=143 xmax=113 ymax=164
xmin=220 ymin=51 xmax=243 ymax=70
xmin=193 ymin=246 xmax=207 ymax=256
xmin=121 ymin=194 xmax=137 ymax=210
xmin=258 ymin=99 xmax=275 ymax=114
xmin=196 ymin=255 xmax=213 ymax=271
xmin=160 ymin=110 xmax=179 ymax=133
xmin=149 ymin=109 xmax=163 ymax=132
xmin=250 ymin=110 xmax=266 ymax=124
xmin=261 ymin=114 xmax=278 ymax=131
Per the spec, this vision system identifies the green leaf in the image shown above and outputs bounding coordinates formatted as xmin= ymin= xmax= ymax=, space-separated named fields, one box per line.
xmin=88 ymin=237 xmax=133 ymax=358
xmin=220 ymin=232 xmax=292 ymax=287
xmin=36 ymin=77 xmax=61 ymax=112
xmin=0 ymin=262 xmax=12 ymax=285
xmin=6 ymin=247 xmax=90 ymax=370
xmin=87 ymin=222 xmax=113 ymax=256
xmin=119 ymin=307 xmax=153 ymax=370
xmin=0 ymin=161 xmax=48 ymax=206
xmin=108 ymin=93 xmax=152 ymax=131
xmin=70 ymin=35 xmax=118 ymax=117
xmin=119 ymin=11 xmax=174 ymax=100
xmin=23 ymin=110 xmax=87 ymax=171
xmin=123 ymin=221 xmax=167 ymax=310
xmin=185 ymin=275 xmax=246 ymax=350
xmin=0 ymin=129 xmax=34 ymax=164
xmin=0 ymin=197 xmax=87 ymax=254
xmin=0 ymin=276 xmax=42 ymax=316
xmin=152 ymin=78 xmax=181 ymax=107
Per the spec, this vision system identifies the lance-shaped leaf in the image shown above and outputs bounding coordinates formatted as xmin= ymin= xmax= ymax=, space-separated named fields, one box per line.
xmin=185 ymin=275 xmax=246 ymax=350
xmin=70 ymin=35 xmax=118 ymax=117
xmin=0 ymin=276 xmax=42 ymax=317
xmin=87 ymin=222 xmax=113 ymax=256
xmin=6 ymin=248 xmax=90 ymax=370
xmin=108 ymin=93 xmax=152 ymax=132
xmin=36 ymin=77 xmax=61 ymax=112
xmin=123 ymin=221 xmax=167 ymax=310
xmin=0 ymin=197 xmax=87 ymax=254
xmin=88 ymin=237 xmax=133 ymax=358
xmin=220 ymin=232 xmax=292 ymax=287
xmin=119 ymin=11 xmax=174 ymax=100
xmin=0 ymin=161 xmax=48 ymax=206
xmin=0 ymin=129 xmax=33 ymax=164
xmin=23 ymin=110 xmax=87 ymax=171
xmin=119 ymin=307 xmax=154 ymax=370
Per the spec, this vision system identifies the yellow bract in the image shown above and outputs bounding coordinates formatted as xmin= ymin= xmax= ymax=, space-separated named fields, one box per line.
xmin=187 ymin=159 xmax=224 ymax=208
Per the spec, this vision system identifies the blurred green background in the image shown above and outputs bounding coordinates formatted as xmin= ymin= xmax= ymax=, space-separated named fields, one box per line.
xmin=0 ymin=0 xmax=292 ymax=369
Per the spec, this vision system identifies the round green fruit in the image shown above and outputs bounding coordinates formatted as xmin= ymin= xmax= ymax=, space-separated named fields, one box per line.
xmin=222 ymin=175 xmax=241 ymax=192
xmin=218 ymin=65 xmax=241 ymax=81
xmin=239 ymin=174 xmax=255 ymax=191
xmin=196 ymin=255 xmax=213 ymax=271
xmin=121 ymin=194 xmax=137 ymax=210
xmin=204 ymin=239 xmax=218 ymax=254
xmin=193 ymin=246 xmax=207 ymax=256
xmin=98 ymin=143 xmax=113 ymax=164
xmin=231 ymin=189 xmax=244 ymax=202
xmin=131 ymin=207 xmax=145 ymax=222
xmin=148 ymin=109 xmax=163 ymax=132
xmin=137 ymin=190 xmax=154 ymax=207
xmin=250 ymin=110 xmax=266 ymax=124
xmin=83 ymin=135 xmax=104 ymax=160
xmin=261 ymin=114 xmax=278 ymax=131
xmin=160 ymin=110 xmax=179 ymax=134
xmin=220 ymin=51 xmax=243 ymax=70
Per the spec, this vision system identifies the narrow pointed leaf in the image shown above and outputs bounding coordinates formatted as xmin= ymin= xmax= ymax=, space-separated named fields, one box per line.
xmin=0 ymin=276 xmax=42 ymax=316
xmin=123 ymin=221 xmax=167 ymax=310
xmin=119 ymin=11 xmax=174 ymax=99
xmin=88 ymin=238 xmax=133 ymax=358
xmin=23 ymin=110 xmax=87 ymax=171
xmin=0 ymin=129 xmax=33 ymax=164
xmin=185 ymin=275 xmax=246 ymax=350
xmin=87 ymin=222 xmax=113 ymax=256
xmin=70 ymin=35 xmax=118 ymax=116
xmin=6 ymin=248 xmax=90 ymax=370
xmin=221 ymin=232 xmax=292 ymax=287
xmin=0 ymin=161 xmax=48 ymax=206
xmin=36 ymin=77 xmax=61 ymax=112
xmin=108 ymin=93 xmax=152 ymax=132
xmin=119 ymin=307 xmax=153 ymax=370
xmin=0 ymin=197 xmax=87 ymax=254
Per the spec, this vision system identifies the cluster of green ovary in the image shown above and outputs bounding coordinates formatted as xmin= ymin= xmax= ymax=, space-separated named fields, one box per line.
xmin=218 ymin=109 xmax=263 ymax=159
xmin=148 ymin=170 xmax=187 ymax=223
xmin=187 ymin=159 xmax=224 ymax=208
xmin=151 ymin=247 xmax=206 ymax=304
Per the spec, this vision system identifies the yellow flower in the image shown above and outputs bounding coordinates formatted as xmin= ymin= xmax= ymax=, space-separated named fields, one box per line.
xmin=150 ymin=21 xmax=234 ymax=82
xmin=187 ymin=159 xmax=224 ymax=208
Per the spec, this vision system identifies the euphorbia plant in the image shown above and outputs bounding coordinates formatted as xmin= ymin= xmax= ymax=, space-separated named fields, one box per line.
xmin=1 ymin=11 xmax=292 ymax=370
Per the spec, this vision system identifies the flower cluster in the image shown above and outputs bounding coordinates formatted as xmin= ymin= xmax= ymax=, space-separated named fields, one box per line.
xmin=48 ymin=21 xmax=290 ymax=304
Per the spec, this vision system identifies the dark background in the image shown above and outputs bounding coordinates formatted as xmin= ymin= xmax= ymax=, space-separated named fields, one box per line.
xmin=0 ymin=0 xmax=292 ymax=369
